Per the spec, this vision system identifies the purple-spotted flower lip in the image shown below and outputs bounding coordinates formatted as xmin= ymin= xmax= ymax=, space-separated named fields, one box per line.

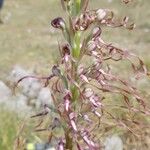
xmin=51 ymin=17 xmax=66 ymax=30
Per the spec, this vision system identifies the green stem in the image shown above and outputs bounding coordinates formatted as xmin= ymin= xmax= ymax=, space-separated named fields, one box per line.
xmin=72 ymin=0 xmax=82 ymax=75
xmin=76 ymin=0 xmax=81 ymax=14
xmin=72 ymin=32 xmax=81 ymax=59
xmin=71 ymin=31 xmax=81 ymax=104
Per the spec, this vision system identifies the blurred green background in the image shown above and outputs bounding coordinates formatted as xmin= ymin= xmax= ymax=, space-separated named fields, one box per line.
xmin=0 ymin=0 xmax=149 ymax=149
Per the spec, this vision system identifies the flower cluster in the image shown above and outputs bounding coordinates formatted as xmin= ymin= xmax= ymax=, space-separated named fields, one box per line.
xmin=16 ymin=0 xmax=149 ymax=149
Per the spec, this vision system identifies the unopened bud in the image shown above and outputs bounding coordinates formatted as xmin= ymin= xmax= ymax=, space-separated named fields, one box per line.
xmin=52 ymin=65 xmax=61 ymax=76
xmin=84 ymin=88 xmax=94 ymax=98
xmin=92 ymin=27 xmax=102 ymax=38
xmin=96 ymin=9 xmax=107 ymax=21
xmin=87 ymin=41 xmax=96 ymax=51
xmin=62 ymin=44 xmax=70 ymax=56
xmin=51 ymin=17 xmax=66 ymax=30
